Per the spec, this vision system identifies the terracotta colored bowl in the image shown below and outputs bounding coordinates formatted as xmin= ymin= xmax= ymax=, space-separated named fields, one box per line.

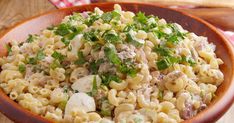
xmin=0 ymin=2 xmax=234 ymax=123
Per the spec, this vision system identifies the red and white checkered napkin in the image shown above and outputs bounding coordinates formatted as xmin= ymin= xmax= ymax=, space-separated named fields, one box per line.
xmin=49 ymin=0 xmax=91 ymax=8
xmin=49 ymin=0 xmax=234 ymax=44
xmin=221 ymin=31 xmax=234 ymax=44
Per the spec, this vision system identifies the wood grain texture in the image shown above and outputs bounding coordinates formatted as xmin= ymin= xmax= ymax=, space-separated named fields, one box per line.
xmin=178 ymin=8 xmax=234 ymax=31
xmin=0 ymin=0 xmax=56 ymax=34
xmin=0 ymin=1 xmax=233 ymax=123
xmin=108 ymin=0 xmax=234 ymax=8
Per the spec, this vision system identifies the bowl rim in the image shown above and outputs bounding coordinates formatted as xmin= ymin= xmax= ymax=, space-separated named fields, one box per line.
xmin=0 ymin=2 xmax=234 ymax=123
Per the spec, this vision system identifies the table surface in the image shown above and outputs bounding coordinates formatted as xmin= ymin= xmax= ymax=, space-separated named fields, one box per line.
xmin=0 ymin=0 xmax=233 ymax=122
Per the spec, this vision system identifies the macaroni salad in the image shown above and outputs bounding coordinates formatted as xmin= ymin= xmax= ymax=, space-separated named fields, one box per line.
xmin=0 ymin=4 xmax=224 ymax=123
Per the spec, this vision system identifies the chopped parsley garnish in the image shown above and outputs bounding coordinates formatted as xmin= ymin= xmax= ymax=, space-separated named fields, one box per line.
xmin=118 ymin=63 xmax=137 ymax=77
xmin=89 ymin=59 xmax=104 ymax=74
xmin=101 ymin=11 xmax=120 ymax=23
xmin=100 ymin=73 xmax=121 ymax=86
xmin=75 ymin=51 xmax=86 ymax=65
xmin=36 ymin=49 xmax=45 ymax=60
xmin=63 ymin=86 xmax=68 ymax=93
xmin=166 ymin=34 xmax=182 ymax=45
xmin=28 ymin=49 xmax=45 ymax=65
xmin=156 ymin=58 xmax=171 ymax=70
xmin=18 ymin=64 xmax=26 ymax=73
xmin=126 ymin=31 xmax=144 ymax=47
xmin=92 ymin=43 xmax=102 ymax=51
xmin=83 ymin=30 xmax=99 ymax=42
xmin=123 ymin=24 xmax=136 ymax=32
xmin=85 ymin=14 xmax=100 ymax=26
xmin=51 ymin=51 xmax=65 ymax=62
xmin=61 ymin=38 xmax=70 ymax=46
xmin=28 ymin=57 xmax=37 ymax=65
xmin=104 ymin=44 xmax=137 ymax=76
xmin=68 ymin=13 xmax=83 ymax=21
xmin=132 ymin=12 xmax=157 ymax=31
xmin=50 ymin=60 xmax=61 ymax=69
xmin=165 ymin=24 xmax=186 ymax=44
xmin=89 ymin=75 xmax=98 ymax=96
xmin=153 ymin=46 xmax=173 ymax=57
xmin=100 ymin=109 xmax=111 ymax=117
xmin=134 ymin=12 xmax=147 ymax=24
xmin=26 ymin=34 xmax=37 ymax=43
xmin=58 ymin=100 xmax=67 ymax=111
xmin=55 ymin=22 xmax=84 ymax=44
xmin=158 ymin=90 xmax=164 ymax=100
xmin=104 ymin=44 xmax=121 ymax=65
xmin=156 ymin=56 xmax=180 ymax=70
xmin=5 ymin=44 xmax=12 ymax=54
xmin=65 ymin=26 xmax=84 ymax=40
xmin=100 ymin=99 xmax=112 ymax=116
xmin=103 ymin=31 xmax=121 ymax=44
xmin=153 ymin=30 xmax=166 ymax=39
xmin=156 ymin=56 xmax=196 ymax=70
xmin=55 ymin=23 xmax=72 ymax=36
xmin=181 ymin=56 xmax=196 ymax=66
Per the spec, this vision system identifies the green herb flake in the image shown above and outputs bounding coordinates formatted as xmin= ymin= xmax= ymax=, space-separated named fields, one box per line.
xmin=85 ymin=14 xmax=100 ymax=26
xmin=103 ymin=32 xmax=121 ymax=44
xmin=153 ymin=46 xmax=173 ymax=57
xmin=26 ymin=34 xmax=37 ymax=43
xmin=118 ymin=64 xmax=137 ymax=77
xmin=69 ymin=13 xmax=83 ymax=21
xmin=58 ymin=100 xmax=67 ymax=111
xmin=50 ymin=60 xmax=61 ymax=69
xmin=134 ymin=12 xmax=147 ymax=24
xmin=126 ymin=32 xmax=144 ymax=48
xmin=90 ymin=75 xmax=98 ymax=96
xmin=167 ymin=34 xmax=180 ymax=44
xmin=181 ymin=56 xmax=196 ymax=66
xmin=165 ymin=23 xmax=187 ymax=45
xmin=153 ymin=30 xmax=166 ymax=39
xmin=36 ymin=50 xmax=45 ymax=60
xmin=75 ymin=51 xmax=86 ymax=65
xmin=18 ymin=64 xmax=26 ymax=73
xmin=83 ymin=30 xmax=98 ymax=42
xmin=123 ymin=24 xmax=136 ymax=32
xmin=158 ymin=90 xmax=163 ymax=100
xmin=101 ymin=73 xmax=121 ymax=86
xmin=156 ymin=58 xmax=170 ymax=70
xmin=66 ymin=26 xmax=84 ymax=40
xmin=104 ymin=44 xmax=121 ymax=65
xmin=55 ymin=23 xmax=72 ymax=36
xmin=100 ymin=109 xmax=111 ymax=117
xmin=89 ymin=59 xmax=104 ymax=74
xmin=61 ymin=38 xmax=70 ymax=46
xmin=51 ymin=51 xmax=65 ymax=62
xmin=92 ymin=43 xmax=102 ymax=51
xmin=5 ymin=44 xmax=12 ymax=54
xmin=63 ymin=86 xmax=68 ymax=93
xmin=28 ymin=57 xmax=37 ymax=65
xmin=101 ymin=11 xmax=120 ymax=23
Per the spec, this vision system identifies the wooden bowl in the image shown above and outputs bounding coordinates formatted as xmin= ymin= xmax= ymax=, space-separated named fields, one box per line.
xmin=0 ymin=2 xmax=234 ymax=123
